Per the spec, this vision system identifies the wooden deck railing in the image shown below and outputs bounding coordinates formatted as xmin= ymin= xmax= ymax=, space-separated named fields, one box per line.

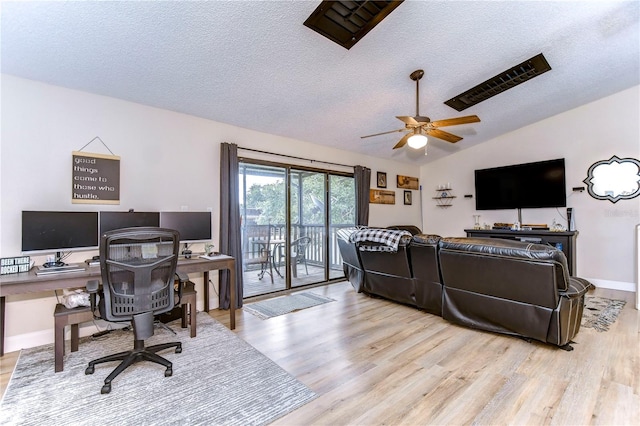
xmin=243 ymin=224 xmax=353 ymax=270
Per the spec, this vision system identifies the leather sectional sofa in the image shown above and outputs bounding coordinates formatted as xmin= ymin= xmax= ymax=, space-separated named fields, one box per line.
xmin=336 ymin=227 xmax=591 ymax=350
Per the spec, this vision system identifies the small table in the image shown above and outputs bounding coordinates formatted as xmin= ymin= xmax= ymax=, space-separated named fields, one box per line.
xmin=269 ymin=239 xmax=286 ymax=277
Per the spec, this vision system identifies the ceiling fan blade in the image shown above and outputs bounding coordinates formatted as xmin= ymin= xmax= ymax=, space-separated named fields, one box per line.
xmin=361 ymin=128 xmax=406 ymax=139
xmin=393 ymin=133 xmax=411 ymax=149
xmin=430 ymin=115 xmax=481 ymax=128
xmin=396 ymin=116 xmax=419 ymax=126
xmin=426 ymin=128 xmax=463 ymax=143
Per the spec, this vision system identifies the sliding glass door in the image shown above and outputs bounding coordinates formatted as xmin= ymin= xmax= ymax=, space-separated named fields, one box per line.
xmin=329 ymin=174 xmax=355 ymax=279
xmin=239 ymin=160 xmax=355 ymax=298
xmin=239 ymin=163 xmax=287 ymax=297
xmin=289 ymin=169 xmax=326 ymax=288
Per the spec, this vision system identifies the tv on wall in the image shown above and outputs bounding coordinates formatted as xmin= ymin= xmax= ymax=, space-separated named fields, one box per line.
xmin=475 ymin=158 xmax=567 ymax=210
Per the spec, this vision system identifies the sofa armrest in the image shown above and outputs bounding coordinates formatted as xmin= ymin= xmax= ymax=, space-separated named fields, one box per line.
xmin=560 ymin=277 xmax=592 ymax=299
xmin=570 ymin=276 xmax=596 ymax=291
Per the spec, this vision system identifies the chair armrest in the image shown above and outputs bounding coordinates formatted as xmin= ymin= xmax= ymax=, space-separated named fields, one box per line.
xmin=175 ymin=271 xmax=189 ymax=283
xmin=559 ymin=277 xmax=591 ymax=299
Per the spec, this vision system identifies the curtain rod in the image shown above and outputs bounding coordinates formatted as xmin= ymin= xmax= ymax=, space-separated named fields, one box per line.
xmin=237 ymin=147 xmax=355 ymax=169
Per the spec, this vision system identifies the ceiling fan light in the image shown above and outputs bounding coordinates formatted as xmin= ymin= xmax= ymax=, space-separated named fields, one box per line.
xmin=407 ymin=133 xmax=428 ymax=149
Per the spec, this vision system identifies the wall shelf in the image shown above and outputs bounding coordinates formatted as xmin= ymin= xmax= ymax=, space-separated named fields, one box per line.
xmin=433 ymin=188 xmax=456 ymax=207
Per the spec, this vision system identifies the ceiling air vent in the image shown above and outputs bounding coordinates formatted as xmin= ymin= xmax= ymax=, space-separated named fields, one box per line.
xmin=304 ymin=1 xmax=404 ymax=50
xmin=445 ymin=53 xmax=552 ymax=111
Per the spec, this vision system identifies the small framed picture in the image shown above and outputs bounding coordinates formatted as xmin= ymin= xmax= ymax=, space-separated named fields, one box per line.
xmin=404 ymin=190 xmax=412 ymax=205
xmin=377 ymin=172 xmax=387 ymax=188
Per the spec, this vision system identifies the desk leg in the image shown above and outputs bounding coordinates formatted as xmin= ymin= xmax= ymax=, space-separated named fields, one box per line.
xmin=202 ymin=264 xmax=235 ymax=330
xmin=203 ymin=271 xmax=210 ymax=313
xmin=230 ymin=263 xmax=236 ymax=330
xmin=0 ymin=296 xmax=4 ymax=356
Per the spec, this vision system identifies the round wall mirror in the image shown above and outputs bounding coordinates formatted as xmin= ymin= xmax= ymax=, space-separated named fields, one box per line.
xmin=583 ymin=155 xmax=640 ymax=203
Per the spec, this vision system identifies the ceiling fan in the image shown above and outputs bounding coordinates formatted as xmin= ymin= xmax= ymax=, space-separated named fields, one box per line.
xmin=361 ymin=69 xmax=480 ymax=150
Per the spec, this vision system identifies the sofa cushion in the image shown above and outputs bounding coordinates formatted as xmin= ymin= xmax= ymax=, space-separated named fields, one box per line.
xmin=408 ymin=234 xmax=443 ymax=315
xmin=440 ymin=237 xmax=571 ymax=292
xmin=358 ymin=241 xmax=415 ymax=306
xmin=439 ymin=237 xmax=562 ymax=259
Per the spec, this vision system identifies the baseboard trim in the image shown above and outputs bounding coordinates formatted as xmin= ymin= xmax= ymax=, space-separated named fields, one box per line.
xmin=4 ymin=322 xmax=104 ymax=353
xmin=5 ymin=329 xmax=53 ymax=353
xmin=587 ymin=277 xmax=635 ymax=293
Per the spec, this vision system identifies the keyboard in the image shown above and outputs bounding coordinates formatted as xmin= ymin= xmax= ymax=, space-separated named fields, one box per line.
xmin=35 ymin=264 xmax=85 ymax=275
xmin=199 ymin=254 xmax=221 ymax=260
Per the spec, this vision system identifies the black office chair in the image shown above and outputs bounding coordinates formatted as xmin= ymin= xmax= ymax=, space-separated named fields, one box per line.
xmin=85 ymin=227 xmax=182 ymax=394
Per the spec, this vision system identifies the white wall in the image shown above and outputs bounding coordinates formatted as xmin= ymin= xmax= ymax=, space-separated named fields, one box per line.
xmin=420 ymin=85 xmax=640 ymax=291
xmin=0 ymin=75 xmax=421 ymax=351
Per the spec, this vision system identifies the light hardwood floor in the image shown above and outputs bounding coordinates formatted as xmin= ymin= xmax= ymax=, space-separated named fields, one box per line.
xmin=2 ymin=282 xmax=638 ymax=424
xmin=213 ymin=282 xmax=639 ymax=425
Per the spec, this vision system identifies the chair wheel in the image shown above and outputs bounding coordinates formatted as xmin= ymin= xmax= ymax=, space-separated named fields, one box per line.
xmin=175 ymin=346 xmax=182 ymax=354
xmin=165 ymin=367 xmax=173 ymax=377
xmin=101 ymin=383 xmax=111 ymax=394
xmin=85 ymin=365 xmax=95 ymax=375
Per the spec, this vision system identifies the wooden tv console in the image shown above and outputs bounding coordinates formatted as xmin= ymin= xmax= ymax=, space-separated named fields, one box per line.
xmin=464 ymin=229 xmax=578 ymax=276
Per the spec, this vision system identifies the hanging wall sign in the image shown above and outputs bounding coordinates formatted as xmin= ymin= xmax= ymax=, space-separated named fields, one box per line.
xmin=71 ymin=151 xmax=120 ymax=204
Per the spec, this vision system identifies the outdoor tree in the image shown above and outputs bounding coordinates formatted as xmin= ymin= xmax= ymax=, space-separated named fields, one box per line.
xmin=243 ymin=173 xmax=355 ymax=226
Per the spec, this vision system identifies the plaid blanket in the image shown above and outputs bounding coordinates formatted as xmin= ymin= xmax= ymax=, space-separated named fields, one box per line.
xmin=349 ymin=228 xmax=412 ymax=252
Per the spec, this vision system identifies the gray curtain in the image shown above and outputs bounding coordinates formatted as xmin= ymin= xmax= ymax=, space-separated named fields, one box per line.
xmin=354 ymin=165 xmax=371 ymax=226
xmin=219 ymin=142 xmax=243 ymax=309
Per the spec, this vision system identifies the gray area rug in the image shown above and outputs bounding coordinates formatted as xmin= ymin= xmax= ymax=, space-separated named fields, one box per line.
xmin=581 ymin=295 xmax=627 ymax=332
xmin=0 ymin=313 xmax=316 ymax=425
xmin=244 ymin=292 xmax=335 ymax=320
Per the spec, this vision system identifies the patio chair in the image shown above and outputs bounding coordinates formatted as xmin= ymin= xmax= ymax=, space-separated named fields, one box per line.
xmin=243 ymin=225 xmax=274 ymax=283
xmin=275 ymin=236 xmax=311 ymax=278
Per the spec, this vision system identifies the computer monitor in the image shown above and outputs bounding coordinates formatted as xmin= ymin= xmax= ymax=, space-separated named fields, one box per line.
xmin=99 ymin=211 xmax=160 ymax=236
xmin=160 ymin=211 xmax=212 ymax=243
xmin=22 ymin=211 xmax=99 ymax=265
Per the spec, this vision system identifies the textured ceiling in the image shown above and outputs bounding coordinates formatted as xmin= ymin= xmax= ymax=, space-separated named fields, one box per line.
xmin=2 ymin=1 xmax=639 ymax=165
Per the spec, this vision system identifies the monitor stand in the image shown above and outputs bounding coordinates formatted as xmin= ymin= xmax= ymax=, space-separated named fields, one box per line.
xmin=42 ymin=251 xmax=67 ymax=268
xmin=37 ymin=250 xmax=82 ymax=273
xmin=181 ymin=243 xmax=192 ymax=259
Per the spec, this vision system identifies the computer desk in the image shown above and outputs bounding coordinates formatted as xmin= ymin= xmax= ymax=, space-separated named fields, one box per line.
xmin=0 ymin=254 xmax=235 ymax=356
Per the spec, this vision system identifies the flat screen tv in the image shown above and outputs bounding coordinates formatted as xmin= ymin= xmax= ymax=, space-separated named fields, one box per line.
xmin=160 ymin=211 xmax=212 ymax=243
xmin=475 ymin=158 xmax=567 ymax=210
xmin=22 ymin=211 xmax=99 ymax=254
xmin=99 ymin=211 xmax=160 ymax=236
